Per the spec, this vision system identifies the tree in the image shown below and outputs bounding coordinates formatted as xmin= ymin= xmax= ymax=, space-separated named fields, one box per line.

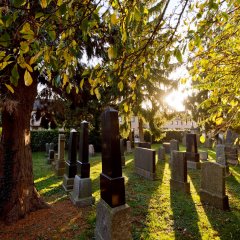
xmin=0 ymin=0 xmax=191 ymax=223
xmin=187 ymin=0 xmax=240 ymax=133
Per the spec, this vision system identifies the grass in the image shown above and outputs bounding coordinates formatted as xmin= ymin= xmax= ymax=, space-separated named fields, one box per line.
xmin=33 ymin=144 xmax=240 ymax=240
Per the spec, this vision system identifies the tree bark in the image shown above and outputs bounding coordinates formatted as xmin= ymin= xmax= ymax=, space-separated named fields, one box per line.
xmin=0 ymin=77 xmax=48 ymax=224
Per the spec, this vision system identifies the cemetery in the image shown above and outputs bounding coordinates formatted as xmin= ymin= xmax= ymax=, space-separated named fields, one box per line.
xmin=1 ymin=1 xmax=240 ymax=240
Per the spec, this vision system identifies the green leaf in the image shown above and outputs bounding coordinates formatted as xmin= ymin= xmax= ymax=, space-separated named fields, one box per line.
xmin=48 ymin=30 xmax=56 ymax=41
xmin=11 ymin=64 xmax=20 ymax=82
xmin=134 ymin=6 xmax=141 ymax=21
xmin=174 ymin=48 xmax=183 ymax=63
xmin=0 ymin=32 xmax=10 ymax=47
xmin=12 ymin=0 xmax=26 ymax=7
xmin=118 ymin=81 xmax=123 ymax=92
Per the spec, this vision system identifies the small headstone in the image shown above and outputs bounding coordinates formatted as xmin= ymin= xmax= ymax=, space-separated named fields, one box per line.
xmin=45 ymin=143 xmax=50 ymax=157
xmin=200 ymin=162 xmax=229 ymax=210
xmin=120 ymin=139 xmax=125 ymax=167
xmin=158 ymin=147 xmax=165 ymax=161
xmin=49 ymin=142 xmax=54 ymax=151
xmin=170 ymin=151 xmax=190 ymax=194
xmin=185 ymin=133 xmax=200 ymax=169
xmin=55 ymin=134 xmax=66 ymax=177
xmin=95 ymin=107 xmax=131 ymax=240
xmin=134 ymin=147 xmax=156 ymax=180
xmin=182 ymin=133 xmax=187 ymax=146
xmin=47 ymin=149 xmax=55 ymax=164
xmin=169 ymin=139 xmax=179 ymax=165
xmin=204 ymin=138 xmax=213 ymax=149
xmin=216 ymin=144 xmax=229 ymax=173
xmin=126 ymin=140 xmax=132 ymax=153
xmin=138 ymin=142 xmax=151 ymax=149
xmin=89 ymin=144 xmax=95 ymax=157
xmin=163 ymin=142 xmax=170 ymax=154
xmin=199 ymin=151 xmax=208 ymax=161
xmin=62 ymin=130 xmax=78 ymax=192
xmin=70 ymin=121 xmax=95 ymax=207
xmin=225 ymin=145 xmax=238 ymax=165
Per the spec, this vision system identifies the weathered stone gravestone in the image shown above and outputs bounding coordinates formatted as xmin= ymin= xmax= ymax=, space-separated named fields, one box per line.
xmin=169 ymin=139 xmax=179 ymax=165
xmin=55 ymin=133 xmax=66 ymax=177
xmin=134 ymin=147 xmax=156 ymax=180
xmin=204 ymin=137 xmax=213 ymax=149
xmin=138 ymin=142 xmax=151 ymax=149
xmin=49 ymin=142 xmax=54 ymax=151
xmin=70 ymin=121 xmax=95 ymax=207
xmin=126 ymin=140 xmax=131 ymax=153
xmin=95 ymin=108 xmax=131 ymax=240
xmin=45 ymin=143 xmax=50 ymax=157
xmin=158 ymin=147 xmax=165 ymax=161
xmin=170 ymin=151 xmax=190 ymax=194
xmin=47 ymin=149 xmax=55 ymax=164
xmin=163 ymin=142 xmax=170 ymax=154
xmin=225 ymin=145 xmax=238 ymax=165
xmin=185 ymin=133 xmax=200 ymax=169
xmin=89 ymin=144 xmax=95 ymax=157
xmin=62 ymin=130 xmax=78 ymax=192
xmin=216 ymin=144 xmax=229 ymax=174
xmin=120 ymin=139 xmax=125 ymax=167
xmin=199 ymin=151 xmax=208 ymax=161
xmin=200 ymin=162 xmax=229 ymax=210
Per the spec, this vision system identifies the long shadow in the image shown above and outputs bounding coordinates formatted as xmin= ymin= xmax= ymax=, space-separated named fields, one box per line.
xmin=189 ymin=167 xmax=240 ymax=239
xmin=124 ymin=154 xmax=166 ymax=239
xmin=170 ymin=171 xmax=202 ymax=239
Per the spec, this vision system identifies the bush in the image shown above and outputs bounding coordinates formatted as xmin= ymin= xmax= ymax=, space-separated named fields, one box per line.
xmin=143 ymin=129 xmax=152 ymax=143
xmin=159 ymin=130 xmax=187 ymax=143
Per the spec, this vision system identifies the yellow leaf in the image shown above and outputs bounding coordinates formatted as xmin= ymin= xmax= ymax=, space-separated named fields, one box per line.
xmin=94 ymin=88 xmax=101 ymax=100
xmin=25 ymin=63 xmax=33 ymax=72
xmin=108 ymin=46 xmax=115 ymax=60
xmin=5 ymin=84 xmax=14 ymax=93
xmin=57 ymin=0 xmax=63 ymax=6
xmin=24 ymin=69 xmax=33 ymax=86
xmin=63 ymin=73 xmax=68 ymax=87
xmin=40 ymin=0 xmax=47 ymax=8
xmin=30 ymin=51 xmax=42 ymax=65
xmin=80 ymin=79 xmax=84 ymax=89
xmin=123 ymin=103 xmax=128 ymax=112
xmin=180 ymin=78 xmax=187 ymax=84
xmin=215 ymin=117 xmax=223 ymax=125
xmin=90 ymin=88 xmax=94 ymax=95
xmin=118 ymin=81 xmax=123 ymax=92
xmin=111 ymin=13 xmax=118 ymax=25
xmin=132 ymin=94 xmax=136 ymax=100
xmin=200 ymin=135 xmax=205 ymax=143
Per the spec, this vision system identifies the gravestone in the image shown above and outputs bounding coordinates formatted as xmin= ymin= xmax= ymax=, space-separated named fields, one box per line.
xmin=163 ymin=142 xmax=170 ymax=154
xmin=62 ymin=130 xmax=78 ymax=192
xmin=126 ymin=140 xmax=132 ymax=153
xmin=204 ymin=137 xmax=213 ymax=149
xmin=185 ymin=133 xmax=200 ymax=169
xmin=120 ymin=139 xmax=125 ymax=167
xmin=138 ymin=142 xmax=151 ymax=149
xmin=169 ymin=139 xmax=179 ymax=165
xmin=199 ymin=151 xmax=208 ymax=161
xmin=95 ymin=108 xmax=131 ymax=240
xmin=225 ymin=146 xmax=238 ymax=165
xmin=182 ymin=133 xmax=187 ymax=146
xmin=216 ymin=144 xmax=229 ymax=173
xmin=47 ymin=149 xmax=55 ymax=164
xmin=45 ymin=143 xmax=50 ymax=157
xmin=200 ymin=162 xmax=229 ymax=210
xmin=158 ymin=147 xmax=165 ymax=161
xmin=49 ymin=142 xmax=54 ymax=151
xmin=170 ymin=151 xmax=190 ymax=193
xmin=134 ymin=147 xmax=156 ymax=180
xmin=70 ymin=121 xmax=95 ymax=207
xmin=89 ymin=144 xmax=95 ymax=157
xmin=55 ymin=134 xmax=66 ymax=177
xmin=131 ymin=130 xmax=135 ymax=148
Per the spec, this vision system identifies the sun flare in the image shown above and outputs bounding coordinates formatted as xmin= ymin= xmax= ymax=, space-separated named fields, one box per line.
xmin=164 ymin=90 xmax=186 ymax=111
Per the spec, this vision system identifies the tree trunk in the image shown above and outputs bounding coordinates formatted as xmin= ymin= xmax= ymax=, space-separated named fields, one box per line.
xmin=139 ymin=118 xmax=144 ymax=142
xmin=0 ymin=78 xmax=48 ymax=224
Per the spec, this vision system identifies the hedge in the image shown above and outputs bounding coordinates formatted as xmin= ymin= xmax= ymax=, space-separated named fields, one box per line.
xmin=157 ymin=130 xmax=188 ymax=143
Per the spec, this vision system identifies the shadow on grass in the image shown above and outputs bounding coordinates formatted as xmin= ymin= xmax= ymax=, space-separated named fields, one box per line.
xmin=123 ymin=155 xmax=165 ymax=239
xmin=189 ymin=167 xmax=240 ymax=240
xmin=170 ymin=184 xmax=201 ymax=239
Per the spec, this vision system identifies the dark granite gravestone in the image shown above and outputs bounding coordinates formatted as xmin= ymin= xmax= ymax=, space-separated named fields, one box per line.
xmin=138 ymin=142 xmax=151 ymax=149
xmin=120 ymin=139 xmax=125 ymax=167
xmin=134 ymin=147 xmax=156 ymax=180
xmin=131 ymin=130 xmax=135 ymax=148
xmin=163 ymin=142 xmax=170 ymax=154
xmin=158 ymin=147 xmax=165 ymax=161
xmin=225 ymin=145 xmax=238 ymax=165
xmin=70 ymin=121 xmax=95 ymax=206
xmin=200 ymin=162 xmax=229 ymax=210
xmin=170 ymin=151 xmax=190 ymax=193
xmin=62 ymin=130 xmax=78 ymax=192
xmin=55 ymin=133 xmax=66 ymax=177
xmin=185 ymin=133 xmax=200 ymax=169
xmin=95 ymin=107 xmax=131 ymax=240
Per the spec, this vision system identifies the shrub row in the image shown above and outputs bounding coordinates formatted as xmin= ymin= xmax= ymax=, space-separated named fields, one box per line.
xmin=158 ymin=130 xmax=187 ymax=143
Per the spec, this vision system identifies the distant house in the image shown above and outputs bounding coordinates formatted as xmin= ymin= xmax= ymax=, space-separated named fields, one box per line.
xmin=162 ymin=116 xmax=197 ymax=130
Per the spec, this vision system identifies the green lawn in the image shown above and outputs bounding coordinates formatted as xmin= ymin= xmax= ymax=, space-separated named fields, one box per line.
xmin=33 ymin=144 xmax=240 ymax=240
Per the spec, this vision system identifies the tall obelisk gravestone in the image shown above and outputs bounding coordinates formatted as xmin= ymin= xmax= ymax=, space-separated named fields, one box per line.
xmin=70 ymin=121 xmax=95 ymax=206
xmin=62 ymin=130 xmax=78 ymax=192
xmin=95 ymin=107 xmax=131 ymax=240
